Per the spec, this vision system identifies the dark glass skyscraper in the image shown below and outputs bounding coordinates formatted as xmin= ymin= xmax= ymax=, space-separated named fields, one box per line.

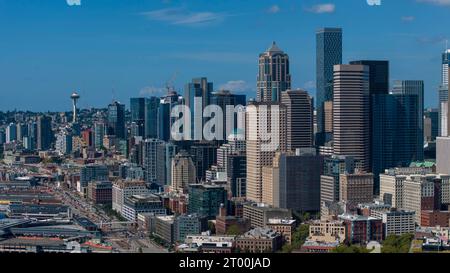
xmin=107 ymin=101 xmax=126 ymax=139
xmin=37 ymin=115 xmax=53 ymax=151
xmin=158 ymin=91 xmax=180 ymax=141
xmin=145 ymin=97 xmax=160 ymax=139
xmin=349 ymin=61 xmax=389 ymax=95
xmin=316 ymin=28 xmax=342 ymax=146
xmin=350 ymin=60 xmax=390 ymax=176
xmin=392 ymin=80 xmax=424 ymax=161
xmin=210 ymin=90 xmax=246 ymax=141
xmin=184 ymin=77 xmax=213 ymax=139
xmin=372 ymin=94 xmax=420 ymax=194
xmin=130 ymin=98 xmax=146 ymax=137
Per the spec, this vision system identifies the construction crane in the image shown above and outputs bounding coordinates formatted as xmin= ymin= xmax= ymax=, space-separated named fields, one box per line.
xmin=165 ymin=72 xmax=179 ymax=94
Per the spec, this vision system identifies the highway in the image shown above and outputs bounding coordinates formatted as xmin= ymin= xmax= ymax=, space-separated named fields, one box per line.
xmin=47 ymin=182 xmax=167 ymax=253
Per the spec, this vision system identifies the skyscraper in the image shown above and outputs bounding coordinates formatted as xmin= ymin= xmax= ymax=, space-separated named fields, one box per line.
xmin=6 ymin=123 xmax=17 ymax=144
xmin=281 ymin=89 xmax=314 ymax=150
xmin=438 ymin=50 xmax=450 ymax=136
xmin=171 ymin=150 xmax=197 ymax=192
xmin=392 ymin=80 xmax=424 ymax=161
xmin=372 ymin=93 xmax=420 ymax=194
xmin=349 ymin=61 xmax=389 ymax=95
xmin=143 ymin=138 xmax=162 ymax=186
xmin=37 ymin=116 xmax=53 ymax=151
xmin=184 ymin=77 xmax=213 ymax=139
xmin=246 ymin=101 xmax=287 ymax=203
xmin=257 ymin=42 xmax=291 ymax=102
xmin=130 ymin=98 xmax=146 ymax=137
xmin=158 ymin=91 xmax=180 ymax=141
xmin=210 ymin=90 xmax=246 ymax=141
xmin=262 ymin=149 xmax=323 ymax=212
xmin=94 ymin=122 xmax=105 ymax=149
xmin=145 ymin=97 xmax=160 ymax=139
xmin=333 ymin=64 xmax=370 ymax=171
xmin=316 ymin=28 xmax=343 ymax=146
xmin=442 ymin=49 xmax=450 ymax=87
xmin=107 ymin=101 xmax=126 ymax=140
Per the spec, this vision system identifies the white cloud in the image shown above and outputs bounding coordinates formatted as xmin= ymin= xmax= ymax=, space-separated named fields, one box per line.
xmin=267 ymin=5 xmax=281 ymax=14
xmin=219 ymin=80 xmax=252 ymax=93
xmin=306 ymin=4 xmax=335 ymax=14
xmin=66 ymin=0 xmax=81 ymax=6
xmin=141 ymin=7 xmax=228 ymax=26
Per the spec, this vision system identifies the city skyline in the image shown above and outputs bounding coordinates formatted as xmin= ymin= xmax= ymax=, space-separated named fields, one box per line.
xmin=0 ymin=0 xmax=449 ymax=111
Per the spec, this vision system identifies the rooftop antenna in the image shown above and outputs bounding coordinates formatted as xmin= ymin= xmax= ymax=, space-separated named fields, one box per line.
xmin=112 ymin=88 xmax=116 ymax=103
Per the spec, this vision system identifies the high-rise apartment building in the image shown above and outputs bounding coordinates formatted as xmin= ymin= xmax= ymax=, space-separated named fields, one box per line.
xmin=257 ymin=42 xmax=291 ymax=102
xmin=143 ymin=139 xmax=162 ymax=186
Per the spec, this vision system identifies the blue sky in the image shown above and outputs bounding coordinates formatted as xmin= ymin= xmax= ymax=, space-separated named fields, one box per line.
xmin=0 ymin=0 xmax=448 ymax=111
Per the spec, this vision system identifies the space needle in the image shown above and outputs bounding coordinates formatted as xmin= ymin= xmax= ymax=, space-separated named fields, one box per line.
xmin=70 ymin=92 xmax=80 ymax=123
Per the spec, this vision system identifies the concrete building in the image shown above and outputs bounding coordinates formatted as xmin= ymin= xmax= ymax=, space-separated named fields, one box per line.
xmin=154 ymin=215 xmax=175 ymax=244
xmin=246 ymin=101 xmax=287 ymax=203
xmin=170 ymin=150 xmax=196 ymax=193
xmin=380 ymin=171 xmax=450 ymax=224
xmin=281 ymin=89 xmax=314 ymax=150
xmin=122 ymin=194 xmax=166 ymax=222
xmin=320 ymin=155 xmax=358 ymax=204
xmin=87 ymin=181 xmax=112 ymax=205
xmin=174 ymin=214 xmax=205 ymax=243
xmin=112 ymin=180 xmax=149 ymax=213
xmin=235 ymin=227 xmax=282 ymax=253
xmin=437 ymin=137 xmax=450 ymax=175
xmin=262 ymin=149 xmax=323 ymax=212
xmin=339 ymin=173 xmax=374 ymax=204
xmin=382 ymin=210 xmax=416 ymax=237
xmin=266 ymin=218 xmax=296 ymax=245
xmin=243 ymin=203 xmax=291 ymax=228
xmin=333 ymin=64 xmax=371 ymax=171
xmin=339 ymin=214 xmax=383 ymax=244
xmin=143 ymin=138 xmax=162 ymax=185
xmin=308 ymin=220 xmax=346 ymax=243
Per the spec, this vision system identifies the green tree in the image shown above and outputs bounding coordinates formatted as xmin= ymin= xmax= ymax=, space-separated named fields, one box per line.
xmin=332 ymin=245 xmax=370 ymax=253
xmin=382 ymin=234 xmax=414 ymax=253
xmin=226 ymin=224 xmax=242 ymax=236
xmin=289 ymin=224 xmax=310 ymax=251
xmin=208 ymin=221 xmax=216 ymax=234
